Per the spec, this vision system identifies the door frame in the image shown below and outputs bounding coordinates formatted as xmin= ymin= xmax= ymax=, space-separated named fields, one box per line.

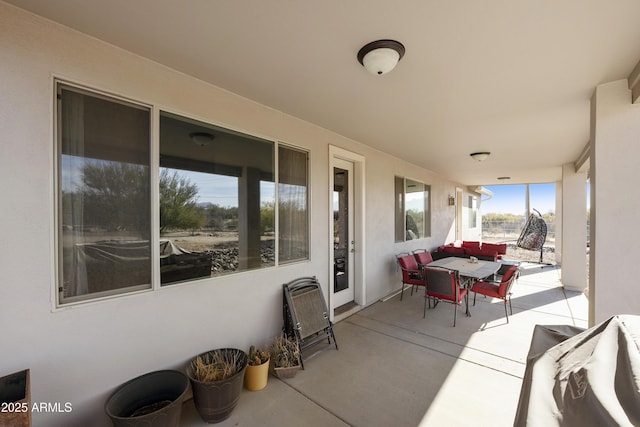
xmin=329 ymin=145 xmax=365 ymax=321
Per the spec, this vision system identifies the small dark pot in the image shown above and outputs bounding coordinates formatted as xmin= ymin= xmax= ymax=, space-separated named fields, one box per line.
xmin=105 ymin=370 xmax=189 ymax=427
xmin=273 ymin=365 xmax=301 ymax=379
xmin=186 ymin=348 xmax=248 ymax=423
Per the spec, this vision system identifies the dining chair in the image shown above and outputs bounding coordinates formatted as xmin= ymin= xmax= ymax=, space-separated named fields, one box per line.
xmin=396 ymin=253 xmax=424 ymax=300
xmin=423 ymin=266 xmax=468 ymax=326
xmin=412 ymin=249 xmax=433 ymax=267
xmin=470 ymin=265 xmax=519 ymax=323
xmin=411 ymin=249 xmax=433 ymax=295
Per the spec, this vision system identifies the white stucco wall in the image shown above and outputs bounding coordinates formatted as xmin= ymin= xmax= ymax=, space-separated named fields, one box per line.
xmin=0 ymin=3 xmax=465 ymax=425
xmin=591 ymin=79 xmax=640 ymax=324
xmin=560 ymin=164 xmax=587 ymax=291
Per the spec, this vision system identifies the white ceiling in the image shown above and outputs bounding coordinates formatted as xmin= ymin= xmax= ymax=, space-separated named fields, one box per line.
xmin=7 ymin=0 xmax=640 ymax=186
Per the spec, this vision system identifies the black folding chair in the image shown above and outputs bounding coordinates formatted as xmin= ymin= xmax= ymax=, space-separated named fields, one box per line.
xmin=283 ymin=276 xmax=338 ymax=368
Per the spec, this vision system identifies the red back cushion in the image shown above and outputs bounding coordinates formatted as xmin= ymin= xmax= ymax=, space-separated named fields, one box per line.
xmin=443 ymin=246 xmax=465 ymax=255
xmin=477 ymin=249 xmax=498 ymax=258
xmin=483 ymin=243 xmax=507 ymax=255
xmin=413 ymin=251 xmax=433 ymax=265
xmin=502 ymin=265 xmax=517 ymax=282
xmin=498 ymin=266 xmax=518 ymax=295
xmin=462 ymin=241 xmax=481 ymax=251
xmin=399 ymin=255 xmax=419 ymax=271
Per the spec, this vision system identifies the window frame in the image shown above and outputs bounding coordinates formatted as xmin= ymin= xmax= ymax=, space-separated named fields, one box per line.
xmin=54 ymin=80 xmax=154 ymax=306
xmin=394 ymin=176 xmax=431 ymax=242
xmin=158 ymin=110 xmax=277 ymax=282
xmin=54 ymin=81 xmax=310 ymax=307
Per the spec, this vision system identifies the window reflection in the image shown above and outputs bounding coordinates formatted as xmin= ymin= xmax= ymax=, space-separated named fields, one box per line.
xmin=56 ymin=83 xmax=310 ymax=305
xmin=159 ymin=112 xmax=275 ymax=283
xmin=58 ymin=83 xmax=151 ymax=303
xmin=279 ymin=147 xmax=309 ymax=263
xmin=395 ymin=176 xmax=431 ymax=241
xmin=405 ymin=179 xmax=425 ymax=240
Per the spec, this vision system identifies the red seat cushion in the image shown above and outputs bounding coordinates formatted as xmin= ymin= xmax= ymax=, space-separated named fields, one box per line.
xmin=470 ymin=281 xmax=500 ymax=298
xmin=429 ymin=287 xmax=467 ymax=302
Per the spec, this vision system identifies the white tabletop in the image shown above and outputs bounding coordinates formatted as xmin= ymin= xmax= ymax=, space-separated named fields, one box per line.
xmin=428 ymin=257 xmax=501 ymax=280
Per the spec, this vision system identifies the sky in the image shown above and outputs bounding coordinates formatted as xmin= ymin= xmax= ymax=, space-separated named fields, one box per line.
xmin=175 ymin=169 xmax=275 ymax=207
xmin=173 ymin=169 xmax=585 ymax=216
xmin=481 ymin=184 xmax=557 ymax=215
xmin=481 ymin=182 xmax=591 ymax=215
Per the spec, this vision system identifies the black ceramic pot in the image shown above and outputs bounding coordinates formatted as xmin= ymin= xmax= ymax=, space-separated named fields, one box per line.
xmin=105 ymin=369 xmax=189 ymax=427
xmin=186 ymin=348 xmax=248 ymax=423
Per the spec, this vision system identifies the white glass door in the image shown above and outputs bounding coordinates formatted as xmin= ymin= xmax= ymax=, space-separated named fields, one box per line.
xmin=332 ymin=158 xmax=355 ymax=308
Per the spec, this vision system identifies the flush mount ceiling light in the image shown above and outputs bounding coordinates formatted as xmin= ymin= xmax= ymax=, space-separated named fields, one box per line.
xmin=470 ymin=151 xmax=491 ymax=162
xmin=190 ymin=132 xmax=214 ymax=147
xmin=357 ymin=39 xmax=405 ymax=75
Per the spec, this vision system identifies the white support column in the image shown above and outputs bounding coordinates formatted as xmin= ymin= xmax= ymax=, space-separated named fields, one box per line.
xmin=560 ymin=163 xmax=587 ymax=291
xmin=555 ymin=181 xmax=562 ymax=265
xmin=591 ymin=79 xmax=640 ymax=325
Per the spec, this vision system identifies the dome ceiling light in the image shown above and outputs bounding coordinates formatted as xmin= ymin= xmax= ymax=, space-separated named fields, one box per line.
xmin=190 ymin=132 xmax=215 ymax=147
xmin=470 ymin=152 xmax=491 ymax=162
xmin=357 ymin=39 xmax=405 ymax=75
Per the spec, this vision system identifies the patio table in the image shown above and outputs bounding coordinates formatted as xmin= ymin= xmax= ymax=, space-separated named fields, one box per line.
xmin=427 ymin=256 xmax=501 ymax=287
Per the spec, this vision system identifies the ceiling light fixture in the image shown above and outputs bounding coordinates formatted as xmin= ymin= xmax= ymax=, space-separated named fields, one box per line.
xmin=357 ymin=39 xmax=405 ymax=75
xmin=470 ymin=151 xmax=491 ymax=162
xmin=190 ymin=132 xmax=214 ymax=147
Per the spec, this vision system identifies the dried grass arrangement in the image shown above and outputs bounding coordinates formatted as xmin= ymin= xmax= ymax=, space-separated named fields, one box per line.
xmin=190 ymin=349 xmax=244 ymax=382
xmin=270 ymin=334 xmax=301 ymax=368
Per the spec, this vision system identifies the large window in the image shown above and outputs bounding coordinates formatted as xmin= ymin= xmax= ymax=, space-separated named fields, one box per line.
xmin=56 ymin=83 xmax=152 ymax=304
xmin=159 ymin=112 xmax=276 ymax=283
xmin=395 ymin=176 xmax=431 ymax=242
xmin=278 ymin=146 xmax=309 ymax=263
xmin=55 ymin=82 xmax=309 ymax=304
xmin=468 ymin=195 xmax=478 ymax=228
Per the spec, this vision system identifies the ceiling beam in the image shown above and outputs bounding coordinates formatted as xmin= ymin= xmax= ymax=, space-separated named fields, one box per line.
xmin=574 ymin=141 xmax=590 ymax=173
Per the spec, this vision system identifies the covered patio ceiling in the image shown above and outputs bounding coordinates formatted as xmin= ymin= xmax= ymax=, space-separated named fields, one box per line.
xmin=7 ymin=0 xmax=640 ymax=185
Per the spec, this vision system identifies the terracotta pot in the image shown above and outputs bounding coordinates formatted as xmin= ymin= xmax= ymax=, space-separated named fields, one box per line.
xmin=244 ymin=358 xmax=270 ymax=391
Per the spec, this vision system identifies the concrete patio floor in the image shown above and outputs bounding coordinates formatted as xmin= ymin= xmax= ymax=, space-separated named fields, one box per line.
xmin=181 ymin=263 xmax=588 ymax=427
